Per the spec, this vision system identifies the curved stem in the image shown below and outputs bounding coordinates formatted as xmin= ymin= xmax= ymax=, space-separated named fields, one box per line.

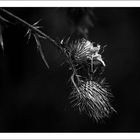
xmin=0 ymin=8 xmax=80 ymax=83
xmin=0 ymin=8 xmax=62 ymax=51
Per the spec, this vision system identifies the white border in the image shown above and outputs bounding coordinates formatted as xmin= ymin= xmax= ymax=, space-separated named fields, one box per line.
xmin=0 ymin=133 xmax=139 ymax=139
xmin=0 ymin=1 xmax=140 ymax=7
xmin=0 ymin=1 xmax=140 ymax=139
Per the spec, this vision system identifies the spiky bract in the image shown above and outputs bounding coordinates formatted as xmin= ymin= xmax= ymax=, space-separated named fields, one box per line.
xmin=70 ymin=79 xmax=115 ymax=121
xmin=69 ymin=38 xmax=105 ymax=67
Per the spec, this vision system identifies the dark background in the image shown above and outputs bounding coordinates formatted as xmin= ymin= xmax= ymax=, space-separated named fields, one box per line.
xmin=0 ymin=7 xmax=140 ymax=132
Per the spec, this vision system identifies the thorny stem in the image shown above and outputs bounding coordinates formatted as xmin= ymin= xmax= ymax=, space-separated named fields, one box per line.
xmin=0 ymin=8 xmax=95 ymax=94
xmin=0 ymin=8 xmax=62 ymax=51
xmin=0 ymin=8 xmax=78 ymax=76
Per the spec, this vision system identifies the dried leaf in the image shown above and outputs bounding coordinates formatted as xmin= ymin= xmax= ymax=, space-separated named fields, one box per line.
xmin=0 ymin=15 xmax=9 ymax=23
xmin=25 ymin=28 xmax=32 ymax=41
xmin=0 ymin=15 xmax=10 ymax=51
xmin=25 ymin=19 xmax=45 ymax=41
xmin=33 ymin=19 xmax=42 ymax=28
xmin=24 ymin=20 xmax=49 ymax=68
xmin=0 ymin=24 xmax=4 ymax=51
xmin=34 ymin=34 xmax=49 ymax=69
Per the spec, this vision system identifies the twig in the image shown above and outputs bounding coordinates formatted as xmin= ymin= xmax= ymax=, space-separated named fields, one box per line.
xmin=0 ymin=8 xmax=62 ymax=51
xmin=0 ymin=8 xmax=76 ymax=72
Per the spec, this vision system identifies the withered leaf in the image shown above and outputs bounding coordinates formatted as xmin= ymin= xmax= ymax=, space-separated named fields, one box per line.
xmin=0 ymin=15 xmax=10 ymax=51
xmin=34 ymin=34 xmax=49 ymax=69
xmin=0 ymin=23 xmax=4 ymax=51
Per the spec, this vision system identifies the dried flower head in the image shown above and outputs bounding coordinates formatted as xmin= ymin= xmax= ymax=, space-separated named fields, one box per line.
xmin=0 ymin=8 xmax=116 ymax=122
xmin=68 ymin=38 xmax=115 ymax=121
xmin=70 ymin=79 xmax=115 ymax=121
xmin=69 ymin=38 xmax=105 ymax=67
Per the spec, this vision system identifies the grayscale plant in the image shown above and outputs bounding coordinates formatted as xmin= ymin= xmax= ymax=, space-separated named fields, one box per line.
xmin=67 ymin=38 xmax=115 ymax=121
xmin=0 ymin=8 xmax=116 ymax=121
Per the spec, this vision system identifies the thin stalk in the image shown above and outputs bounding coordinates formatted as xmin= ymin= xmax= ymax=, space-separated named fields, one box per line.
xmin=0 ymin=8 xmax=62 ymax=51
xmin=0 ymin=8 xmax=76 ymax=73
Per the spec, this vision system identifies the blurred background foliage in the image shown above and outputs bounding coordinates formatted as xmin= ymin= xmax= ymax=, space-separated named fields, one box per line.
xmin=0 ymin=7 xmax=140 ymax=132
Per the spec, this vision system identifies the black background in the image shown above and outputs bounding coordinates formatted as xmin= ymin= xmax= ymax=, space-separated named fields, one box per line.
xmin=0 ymin=7 xmax=140 ymax=132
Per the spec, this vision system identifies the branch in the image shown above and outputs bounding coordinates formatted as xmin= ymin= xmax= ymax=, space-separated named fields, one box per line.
xmin=0 ymin=8 xmax=63 ymax=51
xmin=0 ymin=8 xmax=76 ymax=72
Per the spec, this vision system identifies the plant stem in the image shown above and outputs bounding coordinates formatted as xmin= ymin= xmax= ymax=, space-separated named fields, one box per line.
xmin=0 ymin=8 xmax=62 ymax=51
xmin=0 ymin=8 xmax=76 ymax=72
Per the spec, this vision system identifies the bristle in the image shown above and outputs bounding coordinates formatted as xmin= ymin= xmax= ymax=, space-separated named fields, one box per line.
xmin=70 ymin=80 xmax=115 ymax=121
xmin=68 ymin=38 xmax=115 ymax=121
xmin=69 ymin=38 xmax=105 ymax=66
